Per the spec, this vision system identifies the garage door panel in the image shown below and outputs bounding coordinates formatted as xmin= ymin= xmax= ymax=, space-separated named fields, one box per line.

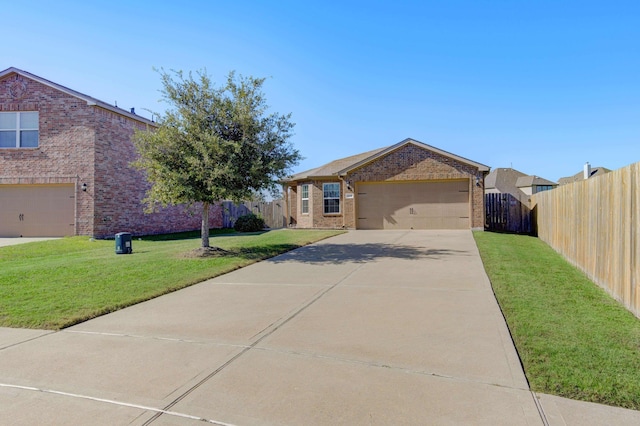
xmin=357 ymin=181 xmax=470 ymax=230
xmin=0 ymin=185 xmax=75 ymax=237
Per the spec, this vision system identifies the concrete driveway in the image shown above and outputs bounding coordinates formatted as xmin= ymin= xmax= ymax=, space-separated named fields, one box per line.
xmin=0 ymin=237 xmax=59 ymax=247
xmin=1 ymin=230 xmax=639 ymax=425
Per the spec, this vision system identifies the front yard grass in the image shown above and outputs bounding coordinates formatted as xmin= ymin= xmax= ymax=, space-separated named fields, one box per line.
xmin=474 ymin=231 xmax=640 ymax=410
xmin=0 ymin=229 xmax=343 ymax=330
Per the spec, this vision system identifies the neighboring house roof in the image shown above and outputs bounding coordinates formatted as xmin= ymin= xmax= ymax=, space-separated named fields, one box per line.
xmin=0 ymin=67 xmax=156 ymax=126
xmin=484 ymin=168 xmax=557 ymax=205
xmin=558 ymin=166 xmax=611 ymax=185
xmin=515 ymin=175 xmax=557 ymax=188
xmin=484 ymin=168 xmax=527 ymax=194
xmin=287 ymin=138 xmax=490 ymax=181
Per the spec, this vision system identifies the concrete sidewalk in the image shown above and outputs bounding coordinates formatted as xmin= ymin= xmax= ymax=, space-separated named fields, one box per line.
xmin=1 ymin=230 xmax=639 ymax=425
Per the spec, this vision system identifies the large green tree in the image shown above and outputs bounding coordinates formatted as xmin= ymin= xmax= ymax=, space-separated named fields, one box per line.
xmin=133 ymin=69 xmax=301 ymax=248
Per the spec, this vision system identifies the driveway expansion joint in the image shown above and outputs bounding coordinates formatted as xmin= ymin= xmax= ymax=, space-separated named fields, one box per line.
xmin=531 ymin=391 xmax=551 ymax=426
xmin=64 ymin=330 xmax=252 ymax=349
xmin=252 ymin=345 xmax=531 ymax=392
xmin=0 ymin=330 xmax=57 ymax=352
xmin=0 ymin=382 xmax=236 ymax=425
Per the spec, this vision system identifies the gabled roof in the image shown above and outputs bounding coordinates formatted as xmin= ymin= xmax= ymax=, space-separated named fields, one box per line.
xmin=0 ymin=67 xmax=155 ymax=126
xmin=287 ymin=138 xmax=489 ymax=182
xmin=516 ymin=175 xmax=557 ymax=188
xmin=558 ymin=166 xmax=611 ymax=185
xmin=484 ymin=168 xmax=528 ymax=195
xmin=289 ymin=147 xmax=388 ymax=180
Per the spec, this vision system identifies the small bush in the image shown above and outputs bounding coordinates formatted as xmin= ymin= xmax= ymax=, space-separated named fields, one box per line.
xmin=234 ymin=213 xmax=266 ymax=232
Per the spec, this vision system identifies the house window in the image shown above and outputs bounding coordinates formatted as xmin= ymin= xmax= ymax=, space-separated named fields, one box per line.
xmin=535 ymin=185 xmax=554 ymax=193
xmin=323 ymin=182 xmax=340 ymax=214
xmin=0 ymin=112 xmax=39 ymax=148
xmin=301 ymin=184 xmax=309 ymax=214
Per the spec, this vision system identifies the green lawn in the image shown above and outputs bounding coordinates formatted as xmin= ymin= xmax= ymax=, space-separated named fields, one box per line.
xmin=474 ymin=231 xmax=640 ymax=410
xmin=0 ymin=229 xmax=343 ymax=330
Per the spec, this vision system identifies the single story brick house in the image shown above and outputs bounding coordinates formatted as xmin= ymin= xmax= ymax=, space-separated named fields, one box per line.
xmin=283 ymin=139 xmax=490 ymax=230
xmin=0 ymin=67 xmax=222 ymax=238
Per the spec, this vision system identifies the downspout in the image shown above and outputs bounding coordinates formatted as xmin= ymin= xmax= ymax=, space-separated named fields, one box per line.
xmin=339 ymin=175 xmax=346 ymax=229
xmin=75 ymin=175 xmax=80 ymax=236
xmin=283 ymin=183 xmax=289 ymax=227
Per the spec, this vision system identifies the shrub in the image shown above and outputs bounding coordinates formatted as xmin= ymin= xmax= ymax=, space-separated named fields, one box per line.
xmin=234 ymin=213 xmax=266 ymax=232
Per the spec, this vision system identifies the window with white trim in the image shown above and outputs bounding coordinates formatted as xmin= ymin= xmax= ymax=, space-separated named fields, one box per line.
xmin=301 ymin=184 xmax=309 ymax=214
xmin=0 ymin=112 xmax=39 ymax=148
xmin=323 ymin=182 xmax=340 ymax=214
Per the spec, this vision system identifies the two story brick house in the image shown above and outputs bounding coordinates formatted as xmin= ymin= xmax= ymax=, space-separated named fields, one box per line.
xmin=0 ymin=67 xmax=221 ymax=238
xmin=283 ymin=139 xmax=490 ymax=230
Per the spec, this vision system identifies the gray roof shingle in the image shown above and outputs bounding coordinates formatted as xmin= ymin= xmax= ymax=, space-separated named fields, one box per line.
xmin=515 ymin=175 xmax=557 ymax=188
xmin=286 ymin=138 xmax=489 ymax=182
xmin=558 ymin=167 xmax=611 ymax=185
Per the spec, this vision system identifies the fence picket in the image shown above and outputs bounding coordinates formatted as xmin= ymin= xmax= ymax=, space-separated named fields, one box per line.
xmin=533 ymin=162 xmax=640 ymax=318
xmin=221 ymin=200 xmax=286 ymax=229
xmin=484 ymin=193 xmax=532 ymax=234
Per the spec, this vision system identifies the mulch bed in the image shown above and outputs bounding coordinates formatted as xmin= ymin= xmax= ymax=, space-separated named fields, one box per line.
xmin=182 ymin=246 xmax=231 ymax=258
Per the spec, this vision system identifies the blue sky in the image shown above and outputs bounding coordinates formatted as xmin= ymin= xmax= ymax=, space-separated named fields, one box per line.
xmin=4 ymin=1 xmax=639 ymax=181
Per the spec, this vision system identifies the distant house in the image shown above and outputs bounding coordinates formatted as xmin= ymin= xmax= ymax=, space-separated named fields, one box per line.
xmin=558 ymin=162 xmax=611 ymax=185
xmin=0 ymin=67 xmax=222 ymax=238
xmin=484 ymin=167 xmax=557 ymax=207
xmin=515 ymin=175 xmax=557 ymax=197
xmin=283 ymin=138 xmax=490 ymax=230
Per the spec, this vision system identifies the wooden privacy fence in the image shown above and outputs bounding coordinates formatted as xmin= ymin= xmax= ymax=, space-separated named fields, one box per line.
xmin=221 ymin=200 xmax=286 ymax=229
xmin=532 ymin=161 xmax=640 ymax=318
xmin=485 ymin=193 xmax=533 ymax=234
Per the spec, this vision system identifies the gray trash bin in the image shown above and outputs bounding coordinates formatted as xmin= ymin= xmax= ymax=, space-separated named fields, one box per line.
xmin=115 ymin=232 xmax=133 ymax=254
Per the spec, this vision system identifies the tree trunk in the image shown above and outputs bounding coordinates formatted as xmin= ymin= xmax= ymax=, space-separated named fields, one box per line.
xmin=201 ymin=202 xmax=210 ymax=248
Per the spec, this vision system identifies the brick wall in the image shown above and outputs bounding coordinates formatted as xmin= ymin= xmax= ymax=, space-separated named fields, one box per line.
xmin=288 ymin=185 xmax=298 ymax=226
xmin=348 ymin=144 xmax=480 ymax=181
xmin=0 ymin=72 xmax=223 ymax=238
xmin=91 ymin=106 xmax=222 ymax=237
xmin=310 ymin=180 xmax=344 ymax=228
xmin=294 ymin=182 xmax=313 ymax=228
xmin=0 ymin=74 xmax=96 ymax=234
xmin=287 ymin=179 xmax=345 ymax=229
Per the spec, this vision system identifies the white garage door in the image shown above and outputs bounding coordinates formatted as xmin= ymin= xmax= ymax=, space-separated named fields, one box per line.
xmin=0 ymin=184 xmax=75 ymax=237
xmin=356 ymin=180 xmax=470 ymax=230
